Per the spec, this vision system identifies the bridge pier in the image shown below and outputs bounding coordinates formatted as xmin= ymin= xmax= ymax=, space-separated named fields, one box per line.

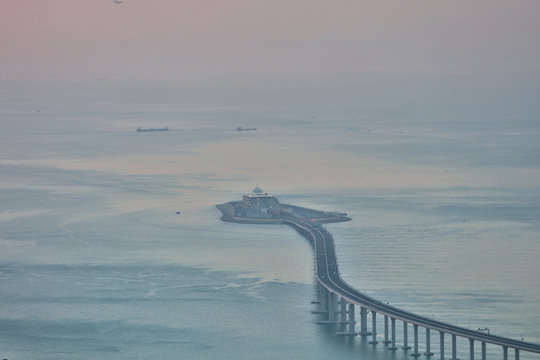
xmin=388 ymin=317 xmax=398 ymax=350
xmin=348 ymin=303 xmax=356 ymax=335
xmin=340 ymin=298 xmax=347 ymax=324
xmin=470 ymin=339 xmax=475 ymax=360
xmin=316 ymin=287 xmax=335 ymax=324
xmin=503 ymin=346 xmax=508 ymax=360
xmin=370 ymin=311 xmax=378 ymax=344
xmin=359 ymin=306 xmax=371 ymax=336
xmin=336 ymin=302 xmax=357 ymax=336
xmin=481 ymin=341 xmax=486 ymax=360
xmin=515 ymin=348 xmax=520 ymax=360
xmin=402 ymin=321 xmax=411 ymax=350
xmin=312 ymin=286 xmax=327 ymax=316
xmin=411 ymin=324 xmax=421 ymax=357
xmin=384 ymin=315 xmax=391 ymax=344
xmin=440 ymin=331 xmax=445 ymax=360
xmin=450 ymin=334 xmax=458 ymax=360
xmin=425 ymin=328 xmax=434 ymax=356
xmin=328 ymin=292 xmax=336 ymax=323
xmin=320 ymin=286 xmax=327 ymax=316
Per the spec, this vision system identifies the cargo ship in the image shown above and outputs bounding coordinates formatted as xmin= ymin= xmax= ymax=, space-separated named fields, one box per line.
xmin=136 ymin=127 xmax=169 ymax=132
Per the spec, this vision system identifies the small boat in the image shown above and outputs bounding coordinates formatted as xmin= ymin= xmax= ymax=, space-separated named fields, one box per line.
xmin=136 ymin=127 xmax=169 ymax=132
xmin=236 ymin=126 xmax=257 ymax=131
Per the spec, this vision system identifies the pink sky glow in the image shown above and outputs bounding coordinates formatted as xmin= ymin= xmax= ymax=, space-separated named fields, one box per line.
xmin=1 ymin=0 xmax=539 ymax=81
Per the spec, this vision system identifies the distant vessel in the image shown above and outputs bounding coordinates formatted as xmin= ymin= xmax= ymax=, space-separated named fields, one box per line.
xmin=136 ymin=127 xmax=169 ymax=132
xmin=236 ymin=126 xmax=257 ymax=131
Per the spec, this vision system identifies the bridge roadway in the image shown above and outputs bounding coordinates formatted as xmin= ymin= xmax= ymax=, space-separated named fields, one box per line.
xmin=284 ymin=217 xmax=540 ymax=356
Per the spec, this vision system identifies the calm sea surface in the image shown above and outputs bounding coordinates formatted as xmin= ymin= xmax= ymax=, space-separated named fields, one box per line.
xmin=1 ymin=82 xmax=539 ymax=359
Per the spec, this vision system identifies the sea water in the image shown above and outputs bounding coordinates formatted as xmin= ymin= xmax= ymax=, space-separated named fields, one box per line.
xmin=1 ymin=81 xmax=539 ymax=359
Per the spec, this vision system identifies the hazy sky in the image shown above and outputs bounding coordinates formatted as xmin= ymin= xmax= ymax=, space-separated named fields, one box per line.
xmin=1 ymin=0 xmax=540 ymax=82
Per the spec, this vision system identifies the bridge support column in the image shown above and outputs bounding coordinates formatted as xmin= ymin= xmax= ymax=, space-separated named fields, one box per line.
xmin=503 ymin=346 xmax=508 ymax=360
xmin=425 ymin=328 xmax=434 ymax=356
xmin=440 ymin=331 xmax=445 ymax=360
xmin=451 ymin=334 xmax=458 ymax=360
xmin=370 ymin=311 xmax=378 ymax=344
xmin=411 ymin=324 xmax=421 ymax=357
xmin=328 ymin=292 xmax=336 ymax=323
xmin=340 ymin=298 xmax=347 ymax=324
xmin=348 ymin=303 xmax=356 ymax=335
xmin=402 ymin=321 xmax=411 ymax=350
xmin=469 ymin=339 xmax=474 ymax=360
xmin=313 ymin=286 xmax=328 ymax=318
xmin=316 ymin=288 xmax=336 ymax=325
xmin=320 ymin=286 xmax=327 ymax=318
xmin=337 ymin=302 xmax=357 ymax=336
xmin=481 ymin=341 xmax=486 ymax=360
xmin=384 ymin=315 xmax=391 ymax=345
xmin=388 ymin=317 xmax=398 ymax=350
xmin=515 ymin=348 xmax=519 ymax=360
xmin=360 ymin=306 xmax=371 ymax=336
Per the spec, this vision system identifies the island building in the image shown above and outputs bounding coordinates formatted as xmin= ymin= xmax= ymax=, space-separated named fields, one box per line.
xmin=240 ymin=185 xmax=281 ymax=219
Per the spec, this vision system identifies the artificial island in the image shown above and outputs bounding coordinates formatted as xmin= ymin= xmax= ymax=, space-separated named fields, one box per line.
xmin=216 ymin=185 xmax=351 ymax=224
xmin=216 ymin=187 xmax=540 ymax=360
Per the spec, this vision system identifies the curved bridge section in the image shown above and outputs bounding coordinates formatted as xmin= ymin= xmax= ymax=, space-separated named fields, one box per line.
xmin=285 ymin=218 xmax=540 ymax=360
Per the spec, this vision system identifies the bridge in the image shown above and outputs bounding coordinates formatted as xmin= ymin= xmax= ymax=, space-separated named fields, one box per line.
xmin=282 ymin=216 xmax=540 ymax=360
